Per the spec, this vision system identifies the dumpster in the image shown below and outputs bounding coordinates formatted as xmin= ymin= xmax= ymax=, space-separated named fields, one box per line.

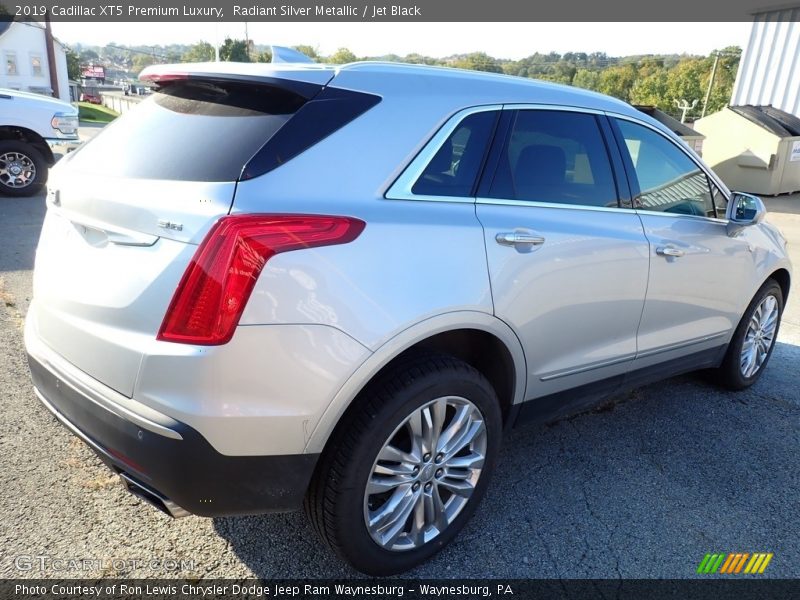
xmin=694 ymin=105 xmax=800 ymax=195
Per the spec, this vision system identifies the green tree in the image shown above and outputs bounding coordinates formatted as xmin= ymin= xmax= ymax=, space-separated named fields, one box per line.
xmin=131 ymin=54 xmax=156 ymax=74
xmin=597 ymin=64 xmax=638 ymax=101
xmin=329 ymin=48 xmax=357 ymax=64
xmin=182 ymin=41 xmax=215 ymax=63
xmin=451 ymin=52 xmax=502 ymax=73
xmin=79 ymin=49 xmax=99 ymax=63
xmin=66 ymin=49 xmax=81 ymax=81
xmin=292 ymin=45 xmax=319 ymax=61
xmin=630 ymin=69 xmax=669 ymax=108
xmin=664 ymin=58 xmax=707 ymax=113
xmin=255 ymin=50 xmax=273 ymax=63
xmin=219 ymin=38 xmax=250 ymax=62
xmin=572 ymin=69 xmax=601 ymax=91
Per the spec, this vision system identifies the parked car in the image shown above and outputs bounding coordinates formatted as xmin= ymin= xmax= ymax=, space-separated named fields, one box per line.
xmin=79 ymin=91 xmax=102 ymax=104
xmin=0 ymin=88 xmax=80 ymax=196
xmin=26 ymin=58 xmax=791 ymax=575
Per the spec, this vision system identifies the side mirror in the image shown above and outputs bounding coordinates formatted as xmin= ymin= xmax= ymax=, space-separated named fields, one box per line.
xmin=726 ymin=192 xmax=766 ymax=236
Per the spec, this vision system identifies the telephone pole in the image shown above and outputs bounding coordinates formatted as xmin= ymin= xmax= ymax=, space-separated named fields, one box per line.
xmin=701 ymin=52 xmax=721 ymax=119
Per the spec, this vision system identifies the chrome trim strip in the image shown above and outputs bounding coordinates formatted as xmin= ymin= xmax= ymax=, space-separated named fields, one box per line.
xmin=636 ymin=331 xmax=729 ymax=359
xmin=634 ymin=210 xmax=728 ymax=225
xmin=539 ymin=354 xmax=636 ymax=382
xmin=503 ymin=103 xmax=604 ymax=115
xmin=385 ymin=104 xmax=502 ymax=203
xmin=477 ymin=196 xmax=629 ymax=214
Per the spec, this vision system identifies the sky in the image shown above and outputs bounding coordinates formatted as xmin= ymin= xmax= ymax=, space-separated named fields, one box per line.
xmin=52 ymin=22 xmax=753 ymax=59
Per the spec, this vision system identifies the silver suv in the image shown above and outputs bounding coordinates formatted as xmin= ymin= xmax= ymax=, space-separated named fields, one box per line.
xmin=25 ymin=57 xmax=791 ymax=575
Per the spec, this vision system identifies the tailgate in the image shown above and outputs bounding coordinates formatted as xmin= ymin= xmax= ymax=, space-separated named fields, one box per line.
xmin=29 ymin=71 xmax=328 ymax=397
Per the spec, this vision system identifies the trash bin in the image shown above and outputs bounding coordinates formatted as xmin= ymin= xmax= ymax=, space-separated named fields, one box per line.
xmin=694 ymin=105 xmax=800 ymax=195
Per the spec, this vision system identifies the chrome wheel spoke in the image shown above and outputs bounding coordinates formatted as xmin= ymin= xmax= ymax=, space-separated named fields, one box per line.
xmin=444 ymin=452 xmax=484 ymax=470
xmin=438 ymin=476 xmax=475 ymax=498
xmin=364 ymin=395 xmax=487 ymax=552
xmin=378 ymin=443 xmax=418 ymax=465
xmin=421 ymin=398 xmax=446 ymax=457
xmin=368 ymin=473 xmax=410 ymax=495
xmin=423 ymin=484 xmax=448 ymax=532
xmin=438 ymin=411 xmax=484 ymax=461
xmin=372 ymin=487 xmax=419 ymax=546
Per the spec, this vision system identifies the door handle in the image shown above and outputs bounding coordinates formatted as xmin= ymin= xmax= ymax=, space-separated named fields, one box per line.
xmin=656 ymin=245 xmax=685 ymax=258
xmin=496 ymin=231 xmax=546 ymax=247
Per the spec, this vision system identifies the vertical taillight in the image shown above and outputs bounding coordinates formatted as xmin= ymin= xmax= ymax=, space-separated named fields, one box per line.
xmin=157 ymin=214 xmax=365 ymax=345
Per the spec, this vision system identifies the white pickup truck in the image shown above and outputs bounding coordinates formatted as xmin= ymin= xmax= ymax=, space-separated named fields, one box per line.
xmin=0 ymin=89 xmax=81 ymax=197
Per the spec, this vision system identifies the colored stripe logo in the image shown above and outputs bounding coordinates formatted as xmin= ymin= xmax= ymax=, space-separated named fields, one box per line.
xmin=697 ymin=553 xmax=773 ymax=574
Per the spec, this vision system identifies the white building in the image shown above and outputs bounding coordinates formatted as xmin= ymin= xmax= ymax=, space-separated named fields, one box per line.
xmin=0 ymin=21 xmax=70 ymax=101
xmin=731 ymin=7 xmax=800 ymax=118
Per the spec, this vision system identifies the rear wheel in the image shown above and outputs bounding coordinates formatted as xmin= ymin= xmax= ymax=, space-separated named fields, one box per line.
xmin=714 ymin=280 xmax=783 ymax=390
xmin=305 ymin=354 xmax=502 ymax=575
xmin=0 ymin=140 xmax=47 ymax=197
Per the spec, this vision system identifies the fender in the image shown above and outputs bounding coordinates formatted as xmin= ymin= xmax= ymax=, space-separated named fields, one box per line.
xmin=303 ymin=310 xmax=527 ymax=454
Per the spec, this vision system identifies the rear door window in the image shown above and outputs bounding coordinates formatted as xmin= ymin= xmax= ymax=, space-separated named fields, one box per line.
xmin=66 ymin=81 xmax=306 ymax=182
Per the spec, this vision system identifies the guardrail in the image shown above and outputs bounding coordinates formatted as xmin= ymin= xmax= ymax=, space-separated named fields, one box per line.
xmin=99 ymin=91 xmax=144 ymax=114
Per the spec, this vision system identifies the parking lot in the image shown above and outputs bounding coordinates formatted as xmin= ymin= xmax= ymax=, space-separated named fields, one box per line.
xmin=0 ymin=190 xmax=798 ymax=579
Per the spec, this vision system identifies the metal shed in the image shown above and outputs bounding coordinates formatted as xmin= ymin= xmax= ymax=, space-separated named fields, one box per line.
xmin=694 ymin=105 xmax=800 ymax=195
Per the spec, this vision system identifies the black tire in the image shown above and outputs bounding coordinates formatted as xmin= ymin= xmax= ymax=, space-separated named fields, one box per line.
xmin=305 ymin=353 xmax=503 ymax=575
xmin=0 ymin=140 xmax=48 ymax=197
xmin=713 ymin=279 xmax=783 ymax=390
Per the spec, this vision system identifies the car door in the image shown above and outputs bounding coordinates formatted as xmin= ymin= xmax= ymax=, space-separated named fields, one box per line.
xmin=475 ymin=107 xmax=650 ymax=410
xmin=608 ymin=116 xmax=757 ymax=370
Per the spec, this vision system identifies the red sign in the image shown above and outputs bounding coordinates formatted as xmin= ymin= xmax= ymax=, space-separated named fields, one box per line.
xmin=81 ymin=65 xmax=105 ymax=79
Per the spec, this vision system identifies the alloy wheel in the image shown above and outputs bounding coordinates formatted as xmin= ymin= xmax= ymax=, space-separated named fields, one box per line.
xmin=0 ymin=151 xmax=36 ymax=189
xmin=740 ymin=295 xmax=779 ymax=378
xmin=363 ymin=396 xmax=487 ymax=551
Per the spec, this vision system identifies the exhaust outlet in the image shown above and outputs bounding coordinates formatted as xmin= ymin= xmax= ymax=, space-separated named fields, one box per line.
xmin=119 ymin=472 xmax=191 ymax=518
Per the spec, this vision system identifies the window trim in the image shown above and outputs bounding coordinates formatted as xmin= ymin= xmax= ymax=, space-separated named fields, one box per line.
xmin=385 ymin=104 xmax=502 ymax=204
xmin=29 ymin=53 xmax=43 ymax=77
xmin=4 ymin=51 xmax=18 ymax=77
xmin=607 ymin=112 xmax=730 ymax=224
xmin=476 ymin=105 xmax=628 ymax=213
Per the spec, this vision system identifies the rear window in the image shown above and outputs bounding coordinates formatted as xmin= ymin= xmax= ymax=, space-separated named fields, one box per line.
xmin=66 ymin=81 xmax=306 ymax=182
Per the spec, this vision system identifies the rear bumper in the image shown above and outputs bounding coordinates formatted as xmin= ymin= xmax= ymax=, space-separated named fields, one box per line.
xmin=27 ymin=353 xmax=319 ymax=517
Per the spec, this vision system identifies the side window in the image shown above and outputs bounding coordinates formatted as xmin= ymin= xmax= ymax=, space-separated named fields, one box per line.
xmin=615 ymin=119 xmax=717 ymax=218
xmin=412 ymin=111 xmax=497 ymax=197
xmin=487 ymin=110 xmax=619 ymax=208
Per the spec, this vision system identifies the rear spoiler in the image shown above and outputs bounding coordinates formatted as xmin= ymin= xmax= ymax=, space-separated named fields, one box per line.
xmin=140 ymin=51 xmax=336 ymax=99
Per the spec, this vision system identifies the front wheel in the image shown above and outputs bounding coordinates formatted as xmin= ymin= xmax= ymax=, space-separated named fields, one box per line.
xmin=0 ymin=140 xmax=48 ymax=197
xmin=305 ymin=354 xmax=502 ymax=575
xmin=714 ymin=279 xmax=783 ymax=390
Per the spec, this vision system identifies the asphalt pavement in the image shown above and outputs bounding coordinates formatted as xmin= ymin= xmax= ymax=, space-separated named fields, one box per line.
xmin=0 ymin=191 xmax=798 ymax=580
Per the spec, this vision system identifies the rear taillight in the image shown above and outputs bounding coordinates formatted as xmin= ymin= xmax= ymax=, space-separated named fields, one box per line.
xmin=158 ymin=214 xmax=365 ymax=345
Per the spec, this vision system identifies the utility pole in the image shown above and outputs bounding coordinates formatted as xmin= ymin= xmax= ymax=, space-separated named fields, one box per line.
xmin=44 ymin=9 xmax=60 ymax=99
xmin=701 ymin=52 xmax=721 ymax=119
